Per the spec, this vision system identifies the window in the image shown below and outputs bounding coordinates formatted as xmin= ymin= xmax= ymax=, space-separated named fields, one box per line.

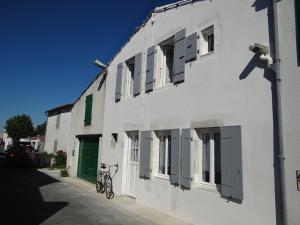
xmin=129 ymin=132 xmax=139 ymax=162
xmin=111 ymin=133 xmax=118 ymax=149
xmin=154 ymin=130 xmax=171 ymax=177
xmin=157 ymin=37 xmax=175 ymax=88
xmin=55 ymin=114 xmax=60 ymax=129
xmin=194 ymin=128 xmax=221 ymax=186
xmin=53 ymin=140 xmax=58 ymax=153
xmin=124 ymin=57 xmax=135 ymax=97
xmin=200 ymin=25 xmax=214 ymax=56
xmin=84 ymin=94 xmax=93 ymax=126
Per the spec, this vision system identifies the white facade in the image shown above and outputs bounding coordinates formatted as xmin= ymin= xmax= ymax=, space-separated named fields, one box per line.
xmin=42 ymin=1 xmax=300 ymax=225
xmin=3 ymin=132 xmax=12 ymax=150
xmin=67 ymin=74 xmax=106 ymax=178
xmin=96 ymin=1 xmax=299 ymax=225
xmin=44 ymin=105 xmax=72 ymax=154
xmin=277 ymin=1 xmax=300 ymax=224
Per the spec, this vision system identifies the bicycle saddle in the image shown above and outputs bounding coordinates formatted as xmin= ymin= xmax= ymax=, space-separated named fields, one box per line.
xmin=100 ymin=163 xmax=106 ymax=169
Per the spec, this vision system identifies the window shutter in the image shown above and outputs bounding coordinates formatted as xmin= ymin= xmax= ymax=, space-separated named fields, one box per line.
xmin=56 ymin=114 xmax=60 ymax=129
xmin=185 ymin=32 xmax=198 ymax=62
xmin=170 ymin=129 xmax=180 ymax=185
xmin=180 ymin=128 xmax=192 ymax=189
xmin=84 ymin=94 xmax=93 ymax=126
xmin=220 ymin=126 xmax=243 ymax=201
xmin=173 ymin=28 xmax=186 ymax=84
xmin=145 ymin=46 xmax=156 ymax=93
xmin=139 ymin=131 xmax=152 ymax=179
xmin=133 ymin=52 xmax=143 ymax=96
xmin=115 ymin=63 xmax=123 ymax=102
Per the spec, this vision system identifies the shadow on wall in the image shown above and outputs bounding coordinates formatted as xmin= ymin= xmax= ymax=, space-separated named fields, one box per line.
xmin=0 ymin=168 xmax=68 ymax=225
xmin=241 ymin=1 xmax=283 ymax=225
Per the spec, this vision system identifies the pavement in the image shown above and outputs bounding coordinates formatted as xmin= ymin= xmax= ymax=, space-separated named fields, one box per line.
xmin=0 ymin=166 xmax=193 ymax=225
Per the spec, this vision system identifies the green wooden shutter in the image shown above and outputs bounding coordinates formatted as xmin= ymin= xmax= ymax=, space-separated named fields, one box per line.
xmin=84 ymin=94 xmax=93 ymax=126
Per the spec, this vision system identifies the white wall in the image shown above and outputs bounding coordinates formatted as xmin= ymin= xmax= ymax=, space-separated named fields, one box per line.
xmin=100 ymin=1 xmax=278 ymax=225
xmin=44 ymin=111 xmax=71 ymax=154
xmin=67 ymin=74 xmax=106 ymax=178
xmin=3 ymin=132 xmax=12 ymax=150
xmin=278 ymin=1 xmax=300 ymax=224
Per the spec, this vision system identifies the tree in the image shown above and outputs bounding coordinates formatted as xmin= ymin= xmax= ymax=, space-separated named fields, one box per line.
xmin=34 ymin=122 xmax=46 ymax=136
xmin=5 ymin=114 xmax=34 ymax=142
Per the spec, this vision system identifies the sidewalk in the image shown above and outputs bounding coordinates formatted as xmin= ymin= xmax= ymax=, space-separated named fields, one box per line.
xmin=39 ymin=168 xmax=194 ymax=225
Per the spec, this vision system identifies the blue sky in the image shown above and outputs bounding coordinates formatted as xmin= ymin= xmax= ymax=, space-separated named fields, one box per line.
xmin=0 ymin=0 xmax=176 ymax=131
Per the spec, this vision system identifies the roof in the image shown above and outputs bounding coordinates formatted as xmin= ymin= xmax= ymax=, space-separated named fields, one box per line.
xmin=45 ymin=103 xmax=74 ymax=116
xmin=73 ymin=70 xmax=107 ymax=105
xmin=105 ymin=0 xmax=200 ymax=68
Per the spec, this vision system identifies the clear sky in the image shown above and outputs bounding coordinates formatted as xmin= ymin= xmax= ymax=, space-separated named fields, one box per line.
xmin=0 ymin=0 xmax=176 ymax=131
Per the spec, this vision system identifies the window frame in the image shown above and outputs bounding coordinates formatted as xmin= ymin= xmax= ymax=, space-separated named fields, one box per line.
xmin=200 ymin=25 xmax=215 ymax=56
xmin=156 ymin=37 xmax=175 ymax=89
xmin=154 ymin=130 xmax=171 ymax=179
xmin=124 ymin=57 xmax=135 ymax=98
xmin=193 ymin=127 xmax=221 ymax=190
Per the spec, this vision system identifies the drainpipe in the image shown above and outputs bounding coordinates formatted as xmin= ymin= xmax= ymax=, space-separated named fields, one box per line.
xmin=271 ymin=0 xmax=287 ymax=225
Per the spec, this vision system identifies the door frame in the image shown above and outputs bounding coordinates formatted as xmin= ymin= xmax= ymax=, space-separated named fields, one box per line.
xmin=125 ymin=131 xmax=139 ymax=198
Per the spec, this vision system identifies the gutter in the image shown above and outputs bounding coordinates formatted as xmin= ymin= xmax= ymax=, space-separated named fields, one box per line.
xmin=271 ymin=0 xmax=287 ymax=225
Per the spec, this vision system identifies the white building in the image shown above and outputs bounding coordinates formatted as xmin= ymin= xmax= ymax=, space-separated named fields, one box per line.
xmin=55 ymin=1 xmax=299 ymax=225
xmin=44 ymin=104 xmax=73 ymax=154
xmin=3 ymin=132 xmax=12 ymax=150
xmin=67 ymin=72 xmax=106 ymax=183
xmin=97 ymin=1 xmax=299 ymax=225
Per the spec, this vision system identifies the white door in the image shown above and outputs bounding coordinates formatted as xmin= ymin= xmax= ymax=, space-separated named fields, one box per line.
xmin=126 ymin=133 xmax=139 ymax=198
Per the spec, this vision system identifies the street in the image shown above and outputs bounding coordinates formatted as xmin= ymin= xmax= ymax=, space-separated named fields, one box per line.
xmin=0 ymin=165 xmax=192 ymax=225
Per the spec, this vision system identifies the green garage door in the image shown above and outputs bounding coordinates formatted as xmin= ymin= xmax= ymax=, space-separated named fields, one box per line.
xmin=77 ymin=137 xmax=99 ymax=183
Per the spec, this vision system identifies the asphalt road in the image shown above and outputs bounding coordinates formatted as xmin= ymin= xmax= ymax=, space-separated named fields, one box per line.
xmin=0 ymin=166 xmax=191 ymax=225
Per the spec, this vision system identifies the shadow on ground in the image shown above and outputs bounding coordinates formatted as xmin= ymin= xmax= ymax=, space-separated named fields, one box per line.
xmin=0 ymin=163 xmax=68 ymax=225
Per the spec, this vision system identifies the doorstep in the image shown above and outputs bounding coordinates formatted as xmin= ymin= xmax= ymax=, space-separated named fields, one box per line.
xmin=39 ymin=168 xmax=194 ymax=225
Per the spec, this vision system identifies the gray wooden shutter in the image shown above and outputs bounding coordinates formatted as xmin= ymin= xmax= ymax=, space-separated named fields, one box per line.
xmin=133 ymin=52 xmax=142 ymax=96
xmin=145 ymin=46 xmax=156 ymax=93
xmin=115 ymin=63 xmax=123 ymax=102
xmin=180 ymin=128 xmax=192 ymax=189
xmin=139 ymin=131 xmax=152 ymax=179
xmin=220 ymin=126 xmax=243 ymax=201
xmin=170 ymin=129 xmax=180 ymax=185
xmin=173 ymin=29 xmax=186 ymax=83
xmin=185 ymin=32 xmax=198 ymax=62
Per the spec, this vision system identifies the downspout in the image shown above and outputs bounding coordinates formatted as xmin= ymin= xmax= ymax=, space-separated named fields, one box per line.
xmin=271 ymin=0 xmax=287 ymax=225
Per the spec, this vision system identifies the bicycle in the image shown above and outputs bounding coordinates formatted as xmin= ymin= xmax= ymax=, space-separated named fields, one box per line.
xmin=96 ymin=162 xmax=118 ymax=199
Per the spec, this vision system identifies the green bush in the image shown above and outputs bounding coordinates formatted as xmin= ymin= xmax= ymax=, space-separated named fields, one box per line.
xmin=60 ymin=169 xmax=69 ymax=177
xmin=54 ymin=150 xmax=67 ymax=167
xmin=37 ymin=152 xmax=54 ymax=168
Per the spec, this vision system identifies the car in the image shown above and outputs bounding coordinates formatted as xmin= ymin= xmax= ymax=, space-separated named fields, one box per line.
xmin=5 ymin=143 xmax=39 ymax=168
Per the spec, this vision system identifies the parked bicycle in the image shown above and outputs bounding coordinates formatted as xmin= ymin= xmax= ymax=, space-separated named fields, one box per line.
xmin=96 ymin=162 xmax=118 ymax=199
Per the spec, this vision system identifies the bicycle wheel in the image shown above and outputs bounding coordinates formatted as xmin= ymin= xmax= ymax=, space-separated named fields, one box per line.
xmin=96 ymin=172 xmax=105 ymax=193
xmin=105 ymin=175 xmax=114 ymax=199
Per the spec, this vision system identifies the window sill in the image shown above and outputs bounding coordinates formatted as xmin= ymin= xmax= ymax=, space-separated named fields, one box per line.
xmin=154 ymin=174 xmax=170 ymax=181
xmin=199 ymin=51 xmax=215 ymax=58
xmin=154 ymin=83 xmax=174 ymax=92
xmin=194 ymin=182 xmax=219 ymax=193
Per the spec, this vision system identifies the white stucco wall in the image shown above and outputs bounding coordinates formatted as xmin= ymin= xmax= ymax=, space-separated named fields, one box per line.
xmin=277 ymin=1 xmax=300 ymax=225
xmin=3 ymin=132 xmax=12 ymax=150
xmin=44 ymin=111 xmax=71 ymax=154
xmin=100 ymin=1 xmax=278 ymax=225
xmin=67 ymin=74 xmax=106 ymax=178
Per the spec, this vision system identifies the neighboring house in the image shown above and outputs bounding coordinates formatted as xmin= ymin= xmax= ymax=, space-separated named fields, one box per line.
xmin=95 ymin=1 xmax=299 ymax=225
xmin=44 ymin=1 xmax=299 ymax=225
xmin=44 ymin=104 xmax=73 ymax=154
xmin=66 ymin=72 xmax=106 ymax=183
xmin=3 ymin=132 xmax=12 ymax=150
